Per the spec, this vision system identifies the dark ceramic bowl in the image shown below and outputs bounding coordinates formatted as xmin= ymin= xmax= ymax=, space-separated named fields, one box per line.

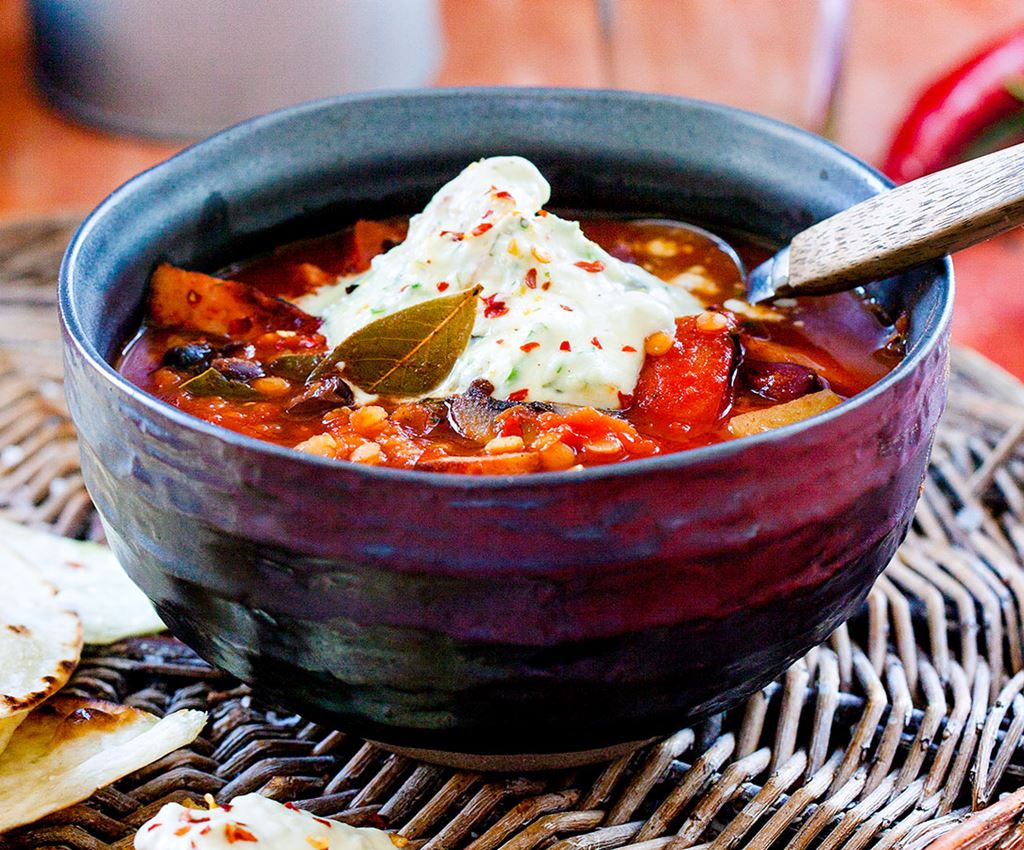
xmin=60 ymin=89 xmax=952 ymax=769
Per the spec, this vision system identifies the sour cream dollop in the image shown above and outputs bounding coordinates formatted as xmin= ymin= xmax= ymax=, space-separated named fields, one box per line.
xmin=299 ymin=156 xmax=703 ymax=409
xmin=135 ymin=794 xmax=398 ymax=850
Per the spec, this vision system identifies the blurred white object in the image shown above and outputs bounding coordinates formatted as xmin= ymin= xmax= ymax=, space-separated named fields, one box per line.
xmin=29 ymin=0 xmax=443 ymax=139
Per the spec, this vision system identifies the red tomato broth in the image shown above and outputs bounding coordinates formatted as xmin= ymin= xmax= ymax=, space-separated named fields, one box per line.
xmin=117 ymin=217 xmax=905 ymax=472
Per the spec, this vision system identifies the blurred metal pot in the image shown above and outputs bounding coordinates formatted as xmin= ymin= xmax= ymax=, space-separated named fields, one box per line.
xmin=28 ymin=0 xmax=443 ymax=139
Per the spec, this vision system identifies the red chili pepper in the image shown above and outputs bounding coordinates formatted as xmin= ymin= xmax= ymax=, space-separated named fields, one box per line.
xmin=471 ymin=223 xmax=494 ymax=237
xmin=508 ymin=388 xmax=529 ymax=402
xmin=559 ymin=340 xmax=571 ymax=352
xmin=520 ymin=342 xmax=540 ymax=352
xmin=524 ymin=268 xmax=538 ymax=289
xmin=883 ymin=28 xmax=1024 ymax=182
xmin=574 ymin=260 xmax=606 ymax=273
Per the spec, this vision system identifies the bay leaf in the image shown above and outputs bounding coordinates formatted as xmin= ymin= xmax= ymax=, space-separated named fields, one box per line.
xmin=316 ymin=286 xmax=482 ymax=395
xmin=180 ymin=367 xmax=262 ymax=400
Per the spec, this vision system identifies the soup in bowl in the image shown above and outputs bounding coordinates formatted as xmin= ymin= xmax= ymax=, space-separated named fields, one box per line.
xmin=59 ymin=89 xmax=951 ymax=768
xmin=119 ymin=155 xmax=905 ymax=474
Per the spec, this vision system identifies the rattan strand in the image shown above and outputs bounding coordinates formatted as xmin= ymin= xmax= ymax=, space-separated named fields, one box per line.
xmin=3 ymin=220 xmax=1024 ymax=850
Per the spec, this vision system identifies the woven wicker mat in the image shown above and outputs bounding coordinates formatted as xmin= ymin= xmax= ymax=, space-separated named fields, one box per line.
xmin=4 ymin=218 xmax=1024 ymax=850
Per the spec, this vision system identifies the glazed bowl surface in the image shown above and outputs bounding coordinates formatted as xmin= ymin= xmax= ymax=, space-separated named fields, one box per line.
xmin=59 ymin=89 xmax=952 ymax=767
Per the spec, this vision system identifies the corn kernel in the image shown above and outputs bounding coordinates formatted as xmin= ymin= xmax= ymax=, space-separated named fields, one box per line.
xmin=351 ymin=405 xmax=388 ymax=435
xmin=695 ymin=311 xmax=729 ymax=333
xmin=540 ymin=441 xmax=576 ymax=471
xmin=585 ymin=438 xmax=622 ymax=455
xmin=350 ymin=441 xmax=382 ymax=464
xmin=644 ymin=331 xmax=674 ymax=356
xmin=251 ymin=376 xmax=291 ymax=396
xmin=294 ymin=433 xmax=338 ymax=457
xmin=531 ymin=245 xmax=551 ymax=263
xmin=484 ymin=435 xmax=525 ymax=454
xmin=508 ymin=238 xmax=520 ymax=256
xmin=323 ymin=407 xmax=351 ymax=424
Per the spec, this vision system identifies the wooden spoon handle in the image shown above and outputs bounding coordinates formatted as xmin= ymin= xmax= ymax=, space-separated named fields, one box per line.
xmin=785 ymin=142 xmax=1024 ymax=295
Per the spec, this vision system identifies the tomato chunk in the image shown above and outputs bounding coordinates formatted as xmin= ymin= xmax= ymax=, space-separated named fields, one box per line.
xmin=631 ymin=315 xmax=734 ymax=437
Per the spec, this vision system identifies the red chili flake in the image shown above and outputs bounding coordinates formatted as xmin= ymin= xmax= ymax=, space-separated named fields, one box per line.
xmin=482 ymin=209 xmax=494 ymax=219
xmin=175 ymin=826 xmax=191 ymax=836
xmin=224 ymin=823 xmax=258 ymax=843
xmin=147 ymin=823 xmax=162 ymax=832
xmin=559 ymin=304 xmax=573 ymax=312
xmin=200 ymin=826 xmax=212 ymax=836
xmin=181 ymin=811 xmax=210 ymax=823
xmin=471 ymin=222 xmax=494 ymax=237
xmin=524 ymin=268 xmax=538 ymax=289
xmin=520 ymin=342 xmax=540 ymax=353
xmin=313 ymin=817 xmax=334 ymax=828
xmin=621 ymin=345 xmax=637 ymax=353
xmin=399 ymin=284 xmax=410 ymax=293
xmin=494 ymin=190 xmax=513 ymax=200
xmin=574 ymin=260 xmax=606 ymax=273
xmin=65 ymin=560 xmax=84 ymax=569
xmin=221 ymin=804 xmax=233 ymax=812
xmin=496 ymin=339 xmax=505 ymax=345
xmin=537 ymin=210 xmax=549 ymax=217
xmin=559 ymin=341 xmax=571 ymax=352
xmin=439 ymin=230 xmax=464 ymax=240
xmin=541 ymin=280 xmax=551 ymax=291
xmin=508 ymin=389 xmax=529 ymax=402
xmin=285 ymin=803 xmax=299 ymax=811
xmin=436 ymin=281 xmax=449 ymax=292
xmin=482 ymin=293 xmax=508 ymax=318
xmin=617 ymin=391 xmax=634 ymax=408
xmin=186 ymin=289 xmax=201 ymax=305
xmin=591 ymin=337 xmax=603 ymax=349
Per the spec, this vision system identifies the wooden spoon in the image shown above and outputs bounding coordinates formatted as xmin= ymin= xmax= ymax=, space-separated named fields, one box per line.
xmin=745 ymin=141 xmax=1024 ymax=303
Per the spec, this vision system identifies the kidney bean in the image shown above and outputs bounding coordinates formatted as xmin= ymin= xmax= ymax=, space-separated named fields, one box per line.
xmin=161 ymin=341 xmax=215 ymax=372
xmin=211 ymin=357 xmax=265 ymax=382
xmin=742 ymin=360 xmax=821 ymax=402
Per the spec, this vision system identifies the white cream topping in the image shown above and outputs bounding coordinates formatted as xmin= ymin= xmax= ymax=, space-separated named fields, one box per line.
xmin=135 ymin=793 xmax=398 ymax=850
xmin=299 ymin=156 xmax=702 ymax=409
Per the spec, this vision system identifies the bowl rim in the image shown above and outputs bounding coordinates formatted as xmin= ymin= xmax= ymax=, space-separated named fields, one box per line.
xmin=59 ymin=86 xmax=954 ymax=489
